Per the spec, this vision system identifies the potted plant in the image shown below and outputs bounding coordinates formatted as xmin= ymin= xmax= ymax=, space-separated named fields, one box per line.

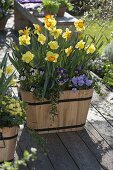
xmin=0 ymin=54 xmax=26 ymax=163
xmin=42 ymin=0 xmax=59 ymax=16
xmin=9 ymin=15 xmax=105 ymax=133
xmin=0 ymin=0 xmax=13 ymax=30
xmin=57 ymin=0 xmax=74 ymax=17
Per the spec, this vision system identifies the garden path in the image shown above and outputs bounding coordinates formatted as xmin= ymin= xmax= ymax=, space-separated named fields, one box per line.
xmin=0 ymin=11 xmax=113 ymax=170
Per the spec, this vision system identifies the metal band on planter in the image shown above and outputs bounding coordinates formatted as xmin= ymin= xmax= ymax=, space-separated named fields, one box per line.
xmin=0 ymin=159 xmax=14 ymax=164
xmin=27 ymin=96 xmax=92 ymax=105
xmin=34 ymin=123 xmax=85 ymax=132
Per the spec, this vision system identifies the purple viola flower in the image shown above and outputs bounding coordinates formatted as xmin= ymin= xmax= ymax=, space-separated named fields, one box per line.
xmin=85 ymin=79 xmax=93 ymax=86
xmin=57 ymin=68 xmax=68 ymax=75
xmin=72 ymin=88 xmax=77 ymax=93
xmin=77 ymin=79 xmax=85 ymax=86
xmin=57 ymin=78 xmax=68 ymax=85
xmin=72 ymin=76 xmax=78 ymax=86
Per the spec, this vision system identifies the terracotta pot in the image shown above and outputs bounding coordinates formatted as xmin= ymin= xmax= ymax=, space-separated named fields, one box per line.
xmin=44 ymin=9 xmax=55 ymax=17
xmin=0 ymin=127 xmax=18 ymax=163
xmin=20 ymin=89 xmax=93 ymax=133
xmin=57 ymin=6 xmax=67 ymax=17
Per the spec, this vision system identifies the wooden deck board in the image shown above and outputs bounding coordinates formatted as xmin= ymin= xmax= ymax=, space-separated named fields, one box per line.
xmin=92 ymin=89 xmax=113 ymax=126
xmin=18 ymin=129 xmax=54 ymax=170
xmin=87 ymin=106 xmax=113 ymax=149
xmin=58 ymin=132 xmax=104 ymax=170
xmin=78 ymin=123 xmax=113 ymax=170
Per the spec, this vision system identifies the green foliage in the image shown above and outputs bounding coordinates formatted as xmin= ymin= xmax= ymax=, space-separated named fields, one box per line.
xmin=102 ymin=40 xmax=113 ymax=64
xmin=0 ymin=53 xmax=14 ymax=95
xmin=42 ymin=0 xmax=59 ymax=15
xmin=57 ymin=0 xmax=74 ymax=11
xmin=0 ymin=0 xmax=13 ymax=19
xmin=28 ymin=128 xmax=47 ymax=154
xmin=0 ymin=148 xmax=37 ymax=170
xmin=83 ymin=0 xmax=113 ymax=20
xmin=0 ymin=54 xmax=26 ymax=128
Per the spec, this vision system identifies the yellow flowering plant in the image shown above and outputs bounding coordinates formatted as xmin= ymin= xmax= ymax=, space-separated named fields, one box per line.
xmin=9 ymin=15 xmax=104 ymax=116
xmin=0 ymin=54 xmax=26 ymax=128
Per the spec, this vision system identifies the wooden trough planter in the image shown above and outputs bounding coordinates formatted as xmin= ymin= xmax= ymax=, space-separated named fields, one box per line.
xmin=21 ymin=89 xmax=93 ymax=134
xmin=0 ymin=127 xmax=18 ymax=163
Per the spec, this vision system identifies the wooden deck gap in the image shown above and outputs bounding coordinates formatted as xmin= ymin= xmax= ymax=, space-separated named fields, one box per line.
xmin=46 ymin=154 xmax=56 ymax=170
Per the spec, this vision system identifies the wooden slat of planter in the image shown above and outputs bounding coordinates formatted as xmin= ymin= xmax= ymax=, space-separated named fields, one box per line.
xmin=87 ymin=105 xmax=113 ymax=149
xmin=78 ymin=122 xmax=113 ymax=170
xmin=18 ymin=128 xmax=54 ymax=170
xmin=58 ymin=132 xmax=104 ymax=170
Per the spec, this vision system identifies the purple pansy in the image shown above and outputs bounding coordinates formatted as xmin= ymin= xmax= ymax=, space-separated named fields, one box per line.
xmin=56 ymin=68 xmax=69 ymax=86
xmin=71 ymin=74 xmax=93 ymax=88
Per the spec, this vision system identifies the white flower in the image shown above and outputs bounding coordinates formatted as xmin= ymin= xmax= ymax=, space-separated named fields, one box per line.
xmin=30 ymin=87 xmax=35 ymax=92
xmin=20 ymin=76 xmax=26 ymax=80
xmin=31 ymin=148 xmax=37 ymax=153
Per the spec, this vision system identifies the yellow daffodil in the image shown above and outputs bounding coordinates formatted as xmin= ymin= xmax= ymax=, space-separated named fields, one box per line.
xmin=44 ymin=15 xmax=54 ymax=20
xmin=86 ymin=44 xmax=96 ymax=54
xmin=19 ymin=27 xmax=30 ymax=36
xmin=48 ymin=41 xmax=59 ymax=50
xmin=62 ymin=28 xmax=72 ymax=40
xmin=50 ymin=28 xmax=62 ymax=39
xmin=75 ymin=40 xmax=85 ymax=50
xmin=74 ymin=19 xmax=85 ymax=32
xmin=38 ymin=34 xmax=46 ymax=45
xmin=44 ymin=18 xmax=57 ymax=30
xmin=22 ymin=51 xmax=34 ymax=63
xmin=6 ymin=65 xmax=14 ymax=75
xmin=65 ymin=46 xmax=73 ymax=56
xmin=33 ymin=24 xmax=42 ymax=34
xmin=0 ymin=69 xmax=3 ymax=77
xmin=45 ymin=51 xmax=59 ymax=62
xmin=19 ymin=35 xmax=30 ymax=45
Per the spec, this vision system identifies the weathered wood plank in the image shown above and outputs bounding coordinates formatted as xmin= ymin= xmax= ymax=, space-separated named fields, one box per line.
xmin=87 ymin=105 xmax=113 ymax=149
xmin=43 ymin=133 xmax=79 ymax=170
xmin=18 ymin=128 xmax=54 ymax=170
xmin=58 ymin=132 xmax=104 ymax=170
xmin=92 ymin=89 xmax=113 ymax=126
xmin=78 ymin=122 xmax=113 ymax=170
